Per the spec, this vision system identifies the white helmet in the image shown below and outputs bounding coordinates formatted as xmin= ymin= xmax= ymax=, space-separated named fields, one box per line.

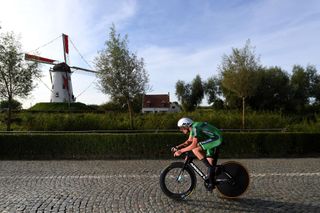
xmin=177 ymin=117 xmax=193 ymax=128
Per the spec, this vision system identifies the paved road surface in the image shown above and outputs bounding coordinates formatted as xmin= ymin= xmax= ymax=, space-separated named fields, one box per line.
xmin=0 ymin=159 xmax=319 ymax=212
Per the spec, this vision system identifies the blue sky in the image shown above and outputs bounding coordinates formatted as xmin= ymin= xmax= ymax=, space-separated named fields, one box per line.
xmin=0 ymin=0 xmax=319 ymax=108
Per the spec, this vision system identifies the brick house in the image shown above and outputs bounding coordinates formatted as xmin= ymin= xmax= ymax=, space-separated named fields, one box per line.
xmin=142 ymin=94 xmax=181 ymax=113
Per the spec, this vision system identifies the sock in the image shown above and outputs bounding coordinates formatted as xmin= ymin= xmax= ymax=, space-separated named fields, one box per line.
xmin=201 ymin=158 xmax=211 ymax=168
xmin=208 ymin=166 xmax=215 ymax=181
xmin=201 ymin=158 xmax=215 ymax=184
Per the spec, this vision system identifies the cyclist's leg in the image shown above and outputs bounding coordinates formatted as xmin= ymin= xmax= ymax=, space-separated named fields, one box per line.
xmin=199 ymin=136 xmax=222 ymax=159
xmin=192 ymin=146 xmax=213 ymax=170
xmin=191 ymin=145 xmax=206 ymax=160
xmin=206 ymin=147 xmax=220 ymax=166
xmin=194 ymin=135 xmax=222 ymax=168
xmin=194 ymin=135 xmax=221 ymax=166
xmin=192 ymin=146 xmax=215 ymax=191
xmin=199 ymin=136 xmax=222 ymax=188
xmin=212 ymin=147 xmax=220 ymax=166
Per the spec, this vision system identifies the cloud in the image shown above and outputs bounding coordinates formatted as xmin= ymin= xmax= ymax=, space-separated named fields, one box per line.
xmin=0 ymin=0 xmax=137 ymax=108
xmin=1 ymin=0 xmax=320 ymax=107
xmin=139 ymin=44 xmax=232 ymax=102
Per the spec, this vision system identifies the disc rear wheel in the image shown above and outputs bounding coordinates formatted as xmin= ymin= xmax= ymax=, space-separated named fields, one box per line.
xmin=216 ymin=161 xmax=250 ymax=198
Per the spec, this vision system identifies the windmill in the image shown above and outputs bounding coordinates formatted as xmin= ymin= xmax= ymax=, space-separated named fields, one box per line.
xmin=25 ymin=34 xmax=96 ymax=103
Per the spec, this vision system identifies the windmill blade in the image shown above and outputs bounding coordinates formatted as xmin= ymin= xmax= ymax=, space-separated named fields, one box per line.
xmin=62 ymin=34 xmax=70 ymax=65
xmin=25 ymin=53 xmax=59 ymax=65
xmin=70 ymin=66 xmax=98 ymax=73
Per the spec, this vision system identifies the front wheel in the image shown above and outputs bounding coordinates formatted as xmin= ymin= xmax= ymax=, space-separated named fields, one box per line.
xmin=216 ymin=161 xmax=250 ymax=198
xmin=159 ymin=162 xmax=197 ymax=200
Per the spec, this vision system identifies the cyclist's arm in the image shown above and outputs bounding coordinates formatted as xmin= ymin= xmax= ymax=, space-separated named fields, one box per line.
xmin=179 ymin=137 xmax=198 ymax=153
xmin=175 ymin=137 xmax=192 ymax=149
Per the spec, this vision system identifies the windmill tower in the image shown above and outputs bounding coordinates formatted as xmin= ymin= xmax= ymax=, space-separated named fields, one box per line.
xmin=25 ymin=34 xmax=96 ymax=103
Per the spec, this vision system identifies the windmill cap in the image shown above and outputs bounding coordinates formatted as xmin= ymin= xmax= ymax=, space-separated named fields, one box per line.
xmin=53 ymin=62 xmax=71 ymax=72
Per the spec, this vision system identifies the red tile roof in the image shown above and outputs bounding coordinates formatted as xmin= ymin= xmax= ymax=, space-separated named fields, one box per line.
xmin=143 ymin=94 xmax=170 ymax=108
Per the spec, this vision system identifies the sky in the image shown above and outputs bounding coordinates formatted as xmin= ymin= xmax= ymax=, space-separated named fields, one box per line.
xmin=0 ymin=0 xmax=319 ymax=108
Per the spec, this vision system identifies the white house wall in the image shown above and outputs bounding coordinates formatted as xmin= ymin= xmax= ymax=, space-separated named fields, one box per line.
xmin=142 ymin=106 xmax=181 ymax=113
xmin=142 ymin=108 xmax=169 ymax=113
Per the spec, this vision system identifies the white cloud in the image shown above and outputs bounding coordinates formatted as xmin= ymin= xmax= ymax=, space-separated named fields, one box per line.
xmin=0 ymin=0 xmax=137 ymax=108
xmin=1 ymin=0 xmax=320 ymax=108
xmin=139 ymin=44 xmax=232 ymax=103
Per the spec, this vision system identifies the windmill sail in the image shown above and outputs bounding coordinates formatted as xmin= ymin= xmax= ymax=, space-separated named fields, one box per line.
xmin=62 ymin=34 xmax=69 ymax=65
xmin=24 ymin=33 xmax=97 ymax=104
xmin=25 ymin=53 xmax=58 ymax=65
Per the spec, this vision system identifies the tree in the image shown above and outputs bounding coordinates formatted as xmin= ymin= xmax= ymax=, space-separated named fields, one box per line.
xmin=288 ymin=64 xmax=320 ymax=112
xmin=219 ymin=40 xmax=260 ymax=129
xmin=191 ymin=75 xmax=204 ymax=106
xmin=248 ymin=67 xmax=290 ymax=111
xmin=289 ymin=65 xmax=310 ymax=112
xmin=95 ymin=25 xmax=149 ymax=129
xmin=305 ymin=65 xmax=320 ymax=105
xmin=310 ymin=67 xmax=320 ymax=105
xmin=175 ymin=75 xmax=205 ymax=112
xmin=175 ymin=80 xmax=194 ymax=111
xmin=0 ymin=32 xmax=40 ymax=131
xmin=204 ymin=76 xmax=223 ymax=108
xmin=0 ymin=99 xmax=22 ymax=110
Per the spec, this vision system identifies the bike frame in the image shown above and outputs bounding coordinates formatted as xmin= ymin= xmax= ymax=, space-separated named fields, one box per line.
xmin=182 ymin=152 xmax=234 ymax=184
xmin=183 ymin=153 xmax=207 ymax=180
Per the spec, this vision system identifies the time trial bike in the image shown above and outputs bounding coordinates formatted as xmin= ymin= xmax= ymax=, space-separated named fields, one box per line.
xmin=159 ymin=149 xmax=250 ymax=200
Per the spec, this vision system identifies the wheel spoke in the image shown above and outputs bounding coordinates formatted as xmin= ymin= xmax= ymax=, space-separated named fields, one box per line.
xmin=160 ymin=162 xmax=197 ymax=200
xmin=165 ymin=168 xmax=191 ymax=194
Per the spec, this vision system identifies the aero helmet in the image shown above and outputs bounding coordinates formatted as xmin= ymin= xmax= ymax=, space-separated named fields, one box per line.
xmin=177 ymin=117 xmax=193 ymax=128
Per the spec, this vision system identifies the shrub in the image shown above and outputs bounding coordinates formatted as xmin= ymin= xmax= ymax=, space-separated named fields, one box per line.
xmin=0 ymin=133 xmax=318 ymax=159
xmin=3 ymin=109 xmax=320 ymax=132
xmin=0 ymin=99 xmax=22 ymax=110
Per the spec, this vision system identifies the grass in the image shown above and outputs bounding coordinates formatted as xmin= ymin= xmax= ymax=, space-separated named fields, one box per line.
xmin=28 ymin=102 xmax=96 ymax=111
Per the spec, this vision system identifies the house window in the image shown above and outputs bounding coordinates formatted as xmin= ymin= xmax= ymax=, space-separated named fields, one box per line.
xmin=146 ymin=101 xmax=151 ymax=107
xmin=161 ymin=100 xmax=166 ymax=107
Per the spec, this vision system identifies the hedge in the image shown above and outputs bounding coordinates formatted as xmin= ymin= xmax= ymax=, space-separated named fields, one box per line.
xmin=0 ymin=133 xmax=319 ymax=159
xmin=1 ymin=110 xmax=294 ymax=131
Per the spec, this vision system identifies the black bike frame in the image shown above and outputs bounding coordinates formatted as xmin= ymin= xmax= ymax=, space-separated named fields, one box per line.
xmin=183 ymin=151 xmax=234 ymax=183
xmin=189 ymin=161 xmax=207 ymax=180
xmin=183 ymin=153 xmax=207 ymax=180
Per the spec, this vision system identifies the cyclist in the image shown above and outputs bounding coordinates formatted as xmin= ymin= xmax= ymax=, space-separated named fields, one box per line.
xmin=172 ymin=117 xmax=222 ymax=191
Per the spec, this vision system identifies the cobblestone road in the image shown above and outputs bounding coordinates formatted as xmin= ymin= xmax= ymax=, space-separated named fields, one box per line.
xmin=0 ymin=158 xmax=319 ymax=213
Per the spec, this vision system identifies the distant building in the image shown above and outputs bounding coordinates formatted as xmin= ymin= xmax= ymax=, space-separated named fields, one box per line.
xmin=142 ymin=93 xmax=181 ymax=113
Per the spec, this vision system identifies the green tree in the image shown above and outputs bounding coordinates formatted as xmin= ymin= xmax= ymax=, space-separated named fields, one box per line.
xmin=0 ymin=32 xmax=40 ymax=131
xmin=248 ymin=67 xmax=290 ymax=111
xmin=289 ymin=65 xmax=310 ymax=112
xmin=311 ymin=70 xmax=320 ymax=105
xmin=305 ymin=65 xmax=320 ymax=105
xmin=0 ymin=99 xmax=22 ymax=110
xmin=175 ymin=75 xmax=204 ymax=112
xmin=95 ymin=25 xmax=149 ymax=129
xmin=204 ymin=76 xmax=223 ymax=108
xmin=175 ymin=80 xmax=194 ymax=111
xmin=220 ymin=40 xmax=260 ymax=128
xmin=288 ymin=65 xmax=319 ymax=112
xmin=191 ymin=75 xmax=204 ymax=106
